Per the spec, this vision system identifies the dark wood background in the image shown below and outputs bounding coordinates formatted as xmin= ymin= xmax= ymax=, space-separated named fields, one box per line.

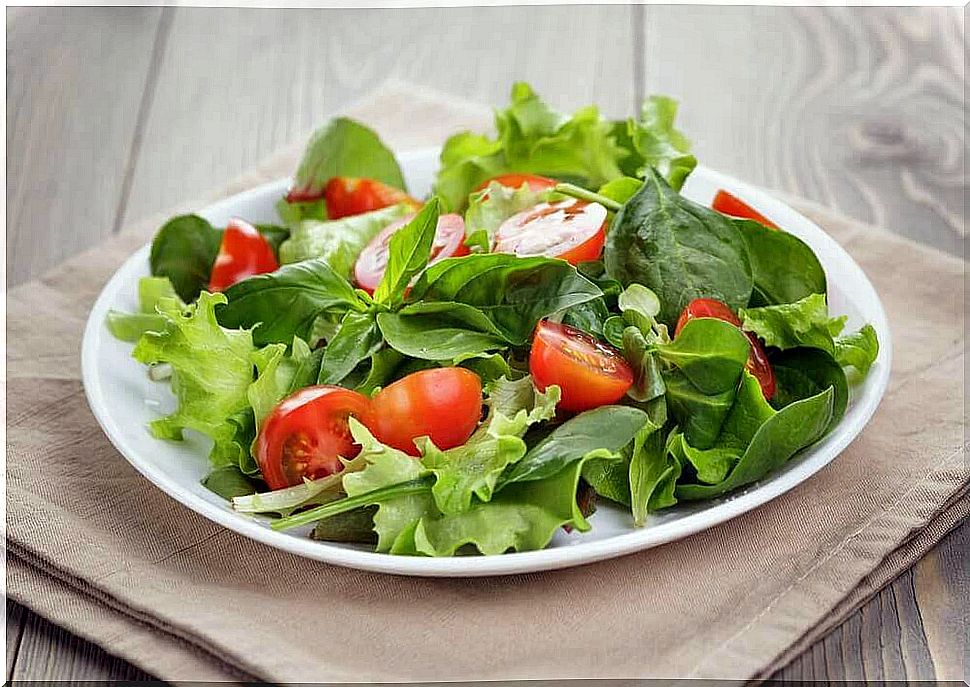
xmin=6 ymin=5 xmax=967 ymax=682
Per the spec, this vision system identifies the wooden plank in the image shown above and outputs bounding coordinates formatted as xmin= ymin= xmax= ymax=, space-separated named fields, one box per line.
xmin=639 ymin=6 xmax=965 ymax=256
xmin=5 ymin=7 xmax=163 ymax=286
xmin=121 ymin=4 xmax=637 ymax=224
xmin=8 ymin=601 xmax=153 ymax=682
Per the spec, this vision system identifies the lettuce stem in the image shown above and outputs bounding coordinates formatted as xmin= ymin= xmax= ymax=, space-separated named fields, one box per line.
xmin=554 ymin=183 xmax=623 ymax=212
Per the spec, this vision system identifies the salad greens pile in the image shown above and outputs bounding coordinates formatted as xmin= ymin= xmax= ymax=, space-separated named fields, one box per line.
xmin=107 ymin=83 xmax=880 ymax=556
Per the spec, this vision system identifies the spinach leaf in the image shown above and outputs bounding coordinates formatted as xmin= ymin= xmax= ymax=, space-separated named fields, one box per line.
xmin=377 ymin=301 xmax=509 ymax=361
xmin=716 ymin=370 xmax=777 ymax=450
xmin=218 ymin=259 xmax=363 ymax=346
xmin=671 ymin=436 xmax=740 ymax=485
xmin=287 ymin=117 xmax=406 ymax=200
xmin=149 ymin=214 xmax=222 ymax=301
xmin=663 ymin=369 xmax=737 ymax=449
xmin=604 ymin=169 xmax=753 ymax=327
xmin=278 ymin=204 xmax=412 ymax=278
xmin=373 ymin=199 xmax=440 ymax=305
xmin=835 ymin=324 xmax=880 ymax=374
xmin=734 ymin=219 xmax=826 ymax=306
xmin=201 ymin=465 xmax=260 ymax=500
xmin=318 ymin=310 xmax=384 ymax=386
xmin=581 ymin=453 xmax=631 ymax=506
xmin=500 ymin=405 xmax=648 ymax=484
xmin=653 ymin=317 xmax=750 ymax=394
xmin=675 ymin=386 xmax=834 ymax=500
xmin=770 ymin=347 xmax=848 ymax=433
xmin=409 ymin=253 xmax=602 ymax=343
xmin=740 ymin=293 xmax=846 ymax=354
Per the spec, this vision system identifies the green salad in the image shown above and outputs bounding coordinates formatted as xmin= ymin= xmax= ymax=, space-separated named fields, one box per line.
xmin=107 ymin=83 xmax=879 ymax=556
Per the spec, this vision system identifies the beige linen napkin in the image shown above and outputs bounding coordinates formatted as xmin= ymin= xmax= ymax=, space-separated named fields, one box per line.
xmin=7 ymin=82 xmax=968 ymax=683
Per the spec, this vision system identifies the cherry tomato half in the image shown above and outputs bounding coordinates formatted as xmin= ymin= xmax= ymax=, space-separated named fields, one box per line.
xmin=712 ymin=190 xmax=779 ymax=230
xmin=475 ymin=173 xmax=558 ymax=193
xmin=354 ymin=213 xmax=469 ymax=294
xmin=255 ymin=386 xmax=374 ymax=491
xmin=323 ymin=177 xmax=421 ymax=220
xmin=675 ymin=298 xmax=776 ymax=399
xmin=208 ymin=218 xmax=279 ymax=292
xmin=494 ymin=198 xmax=607 ymax=265
xmin=530 ymin=320 xmax=633 ymax=413
xmin=370 ymin=368 xmax=483 ymax=456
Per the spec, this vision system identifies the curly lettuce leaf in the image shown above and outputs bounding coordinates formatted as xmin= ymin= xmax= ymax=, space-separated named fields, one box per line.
xmin=132 ymin=292 xmax=256 ymax=467
xmin=740 ymin=293 xmax=846 ymax=353
xmin=834 ymin=324 xmax=880 ymax=374
xmin=433 ymin=83 xmax=694 ymax=210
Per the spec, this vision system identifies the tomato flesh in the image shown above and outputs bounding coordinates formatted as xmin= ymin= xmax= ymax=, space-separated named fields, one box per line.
xmin=530 ymin=320 xmax=633 ymax=413
xmin=208 ymin=218 xmax=279 ymax=292
xmin=712 ymin=190 xmax=779 ymax=230
xmin=476 ymin=173 xmax=558 ymax=193
xmin=323 ymin=177 xmax=421 ymax=219
xmin=494 ymin=198 xmax=607 ymax=265
xmin=675 ymin=298 xmax=776 ymax=399
xmin=354 ymin=213 xmax=469 ymax=294
xmin=371 ymin=368 xmax=483 ymax=456
xmin=255 ymin=386 xmax=373 ymax=490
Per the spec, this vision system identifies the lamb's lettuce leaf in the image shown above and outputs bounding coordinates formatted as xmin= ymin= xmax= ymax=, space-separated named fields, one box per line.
xmin=132 ymin=292 xmax=256 ymax=467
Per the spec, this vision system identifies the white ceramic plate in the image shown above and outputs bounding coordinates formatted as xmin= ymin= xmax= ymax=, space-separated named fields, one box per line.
xmin=82 ymin=149 xmax=891 ymax=577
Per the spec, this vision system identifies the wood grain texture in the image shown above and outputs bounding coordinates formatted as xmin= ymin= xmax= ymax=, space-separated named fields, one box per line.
xmin=640 ymin=6 xmax=966 ymax=257
xmin=5 ymin=7 xmax=163 ymax=286
xmin=5 ymin=5 xmax=967 ymax=683
xmin=121 ymin=5 xmax=636 ymax=224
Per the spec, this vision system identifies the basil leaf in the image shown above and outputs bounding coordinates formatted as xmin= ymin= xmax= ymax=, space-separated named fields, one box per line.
xmin=373 ymin=199 xmax=440 ymax=304
xmin=604 ymin=169 xmax=753 ymax=327
xmin=149 ymin=214 xmax=222 ymax=302
xmin=288 ymin=117 xmax=405 ymax=200
xmin=409 ymin=253 xmax=602 ymax=344
xmin=500 ymin=405 xmax=648 ymax=485
xmin=218 ymin=259 xmax=363 ymax=346
xmin=734 ymin=219 xmax=827 ymax=306
xmin=675 ymin=386 xmax=834 ymax=500
xmin=377 ymin=301 xmax=510 ymax=361
xmin=318 ymin=310 xmax=384 ymax=386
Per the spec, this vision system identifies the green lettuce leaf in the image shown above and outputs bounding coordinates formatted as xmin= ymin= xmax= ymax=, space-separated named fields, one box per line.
xmin=463 ymin=181 xmax=556 ymax=250
xmin=834 ymin=324 xmax=880 ymax=374
xmin=612 ymin=95 xmax=696 ymax=191
xmin=740 ymin=293 xmax=846 ymax=353
xmin=132 ymin=292 xmax=256 ymax=467
xmin=278 ymin=204 xmax=412 ymax=277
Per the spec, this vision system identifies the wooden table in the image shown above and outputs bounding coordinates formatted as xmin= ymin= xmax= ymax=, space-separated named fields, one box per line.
xmin=6 ymin=5 xmax=967 ymax=682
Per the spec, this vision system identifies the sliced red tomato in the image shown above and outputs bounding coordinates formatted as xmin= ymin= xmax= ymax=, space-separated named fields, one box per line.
xmin=712 ymin=190 xmax=779 ymax=230
xmin=255 ymin=386 xmax=374 ymax=491
xmin=321 ymin=177 xmax=421 ymax=219
xmin=208 ymin=218 xmax=279 ymax=292
xmin=370 ymin=368 xmax=483 ymax=456
xmin=675 ymin=298 xmax=776 ymax=399
xmin=530 ymin=320 xmax=633 ymax=413
xmin=494 ymin=198 xmax=607 ymax=265
xmin=354 ymin=213 xmax=469 ymax=294
xmin=475 ymin=173 xmax=558 ymax=193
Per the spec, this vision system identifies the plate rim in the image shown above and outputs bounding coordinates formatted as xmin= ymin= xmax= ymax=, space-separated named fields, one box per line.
xmin=81 ymin=153 xmax=893 ymax=577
